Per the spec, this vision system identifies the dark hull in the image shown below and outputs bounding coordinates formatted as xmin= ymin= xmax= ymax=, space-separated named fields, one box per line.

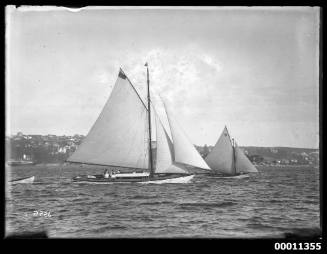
xmin=207 ymin=173 xmax=250 ymax=179
xmin=72 ymin=173 xmax=194 ymax=183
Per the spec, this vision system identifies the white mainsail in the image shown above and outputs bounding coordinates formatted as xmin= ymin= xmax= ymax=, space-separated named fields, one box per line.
xmin=205 ymin=126 xmax=235 ymax=175
xmin=67 ymin=70 xmax=149 ymax=169
xmin=163 ymin=102 xmax=211 ymax=170
xmin=205 ymin=126 xmax=258 ymax=175
xmin=154 ymin=113 xmax=188 ymax=174
xmin=235 ymin=143 xmax=258 ymax=173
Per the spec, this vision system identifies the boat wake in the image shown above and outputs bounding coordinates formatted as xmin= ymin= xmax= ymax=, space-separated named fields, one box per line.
xmin=71 ymin=174 xmax=195 ymax=185
xmin=210 ymin=174 xmax=250 ymax=179
xmin=140 ymin=175 xmax=194 ymax=184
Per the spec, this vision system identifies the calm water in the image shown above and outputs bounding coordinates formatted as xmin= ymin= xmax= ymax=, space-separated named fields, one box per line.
xmin=5 ymin=165 xmax=320 ymax=238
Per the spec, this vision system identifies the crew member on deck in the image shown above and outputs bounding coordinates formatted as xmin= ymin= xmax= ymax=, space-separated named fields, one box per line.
xmin=104 ymin=169 xmax=110 ymax=178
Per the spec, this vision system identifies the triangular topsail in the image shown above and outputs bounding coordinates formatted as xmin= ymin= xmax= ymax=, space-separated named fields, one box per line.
xmin=67 ymin=69 xmax=149 ymax=169
xmin=163 ymin=102 xmax=211 ymax=170
xmin=205 ymin=126 xmax=235 ymax=175
xmin=235 ymin=143 xmax=258 ymax=173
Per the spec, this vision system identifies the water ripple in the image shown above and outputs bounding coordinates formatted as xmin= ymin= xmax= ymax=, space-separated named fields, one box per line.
xmin=6 ymin=165 xmax=320 ymax=238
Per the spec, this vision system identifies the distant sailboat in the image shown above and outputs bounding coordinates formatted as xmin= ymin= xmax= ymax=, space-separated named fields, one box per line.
xmin=205 ymin=126 xmax=258 ymax=178
xmin=67 ymin=65 xmax=207 ymax=183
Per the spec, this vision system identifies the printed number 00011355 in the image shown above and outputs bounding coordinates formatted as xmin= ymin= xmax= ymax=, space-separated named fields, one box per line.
xmin=274 ymin=242 xmax=321 ymax=251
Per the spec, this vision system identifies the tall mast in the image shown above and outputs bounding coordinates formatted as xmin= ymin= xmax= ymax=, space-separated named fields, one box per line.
xmin=232 ymin=138 xmax=237 ymax=175
xmin=145 ymin=63 xmax=154 ymax=177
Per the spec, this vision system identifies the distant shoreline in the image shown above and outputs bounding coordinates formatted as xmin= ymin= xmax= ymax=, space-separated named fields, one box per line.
xmin=257 ymin=164 xmax=318 ymax=168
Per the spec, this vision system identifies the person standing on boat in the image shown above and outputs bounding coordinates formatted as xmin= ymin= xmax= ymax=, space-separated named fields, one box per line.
xmin=104 ymin=169 xmax=110 ymax=178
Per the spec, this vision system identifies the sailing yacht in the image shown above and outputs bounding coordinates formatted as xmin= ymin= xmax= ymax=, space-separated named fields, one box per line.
xmin=67 ymin=64 xmax=210 ymax=184
xmin=205 ymin=126 xmax=258 ymax=178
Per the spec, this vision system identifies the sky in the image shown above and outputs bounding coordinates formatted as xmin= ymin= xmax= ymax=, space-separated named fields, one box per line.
xmin=6 ymin=6 xmax=320 ymax=148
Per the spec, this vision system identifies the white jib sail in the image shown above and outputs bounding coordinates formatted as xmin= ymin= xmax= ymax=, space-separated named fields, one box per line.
xmin=154 ymin=113 xmax=188 ymax=174
xmin=67 ymin=70 xmax=149 ymax=169
xmin=235 ymin=144 xmax=258 ymax=173
xmin=205 ymin=126 xmax=235 ymax=174
xmin=163 ymin=102 xmax=211 ymax=170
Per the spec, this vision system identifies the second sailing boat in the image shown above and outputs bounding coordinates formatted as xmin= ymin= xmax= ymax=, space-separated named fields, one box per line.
xmin=205 ymin=126 xmax=258 ymax=178
xmin=67 ymin=64 xmax=210 ymax=183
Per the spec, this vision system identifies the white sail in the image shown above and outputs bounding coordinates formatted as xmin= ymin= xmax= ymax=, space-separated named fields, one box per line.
xmin=163 ymin=103 xmax=211 ymax=170
xmin=164 ymin=163 xmax=191 ymax=174
xmin=67 ymin=70 xmax=149 ymax=169
xmin=154 ymin=113 xmax=174 ymax=173
xmin=235 ymin=144 xmax=258 ymax=173
xmin=154 ymin=113 xmax=187 ymax=174
xmin=205 ymin=126 xmax=235 ymax=175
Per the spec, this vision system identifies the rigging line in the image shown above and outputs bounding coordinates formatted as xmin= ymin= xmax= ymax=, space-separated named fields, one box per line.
xmin=119 ymin=68 xmax=148 ymax=111
xmin=143 ymin=112 xmax=149 ymax=170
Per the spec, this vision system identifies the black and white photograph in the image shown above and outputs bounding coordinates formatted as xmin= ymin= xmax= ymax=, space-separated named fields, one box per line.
xmin=5 ymin=6 xmax=321 ymax=240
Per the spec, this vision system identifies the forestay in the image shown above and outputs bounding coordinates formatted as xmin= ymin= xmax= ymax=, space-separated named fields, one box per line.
xmin=67 ymin=70 xmax=149 ymax=169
